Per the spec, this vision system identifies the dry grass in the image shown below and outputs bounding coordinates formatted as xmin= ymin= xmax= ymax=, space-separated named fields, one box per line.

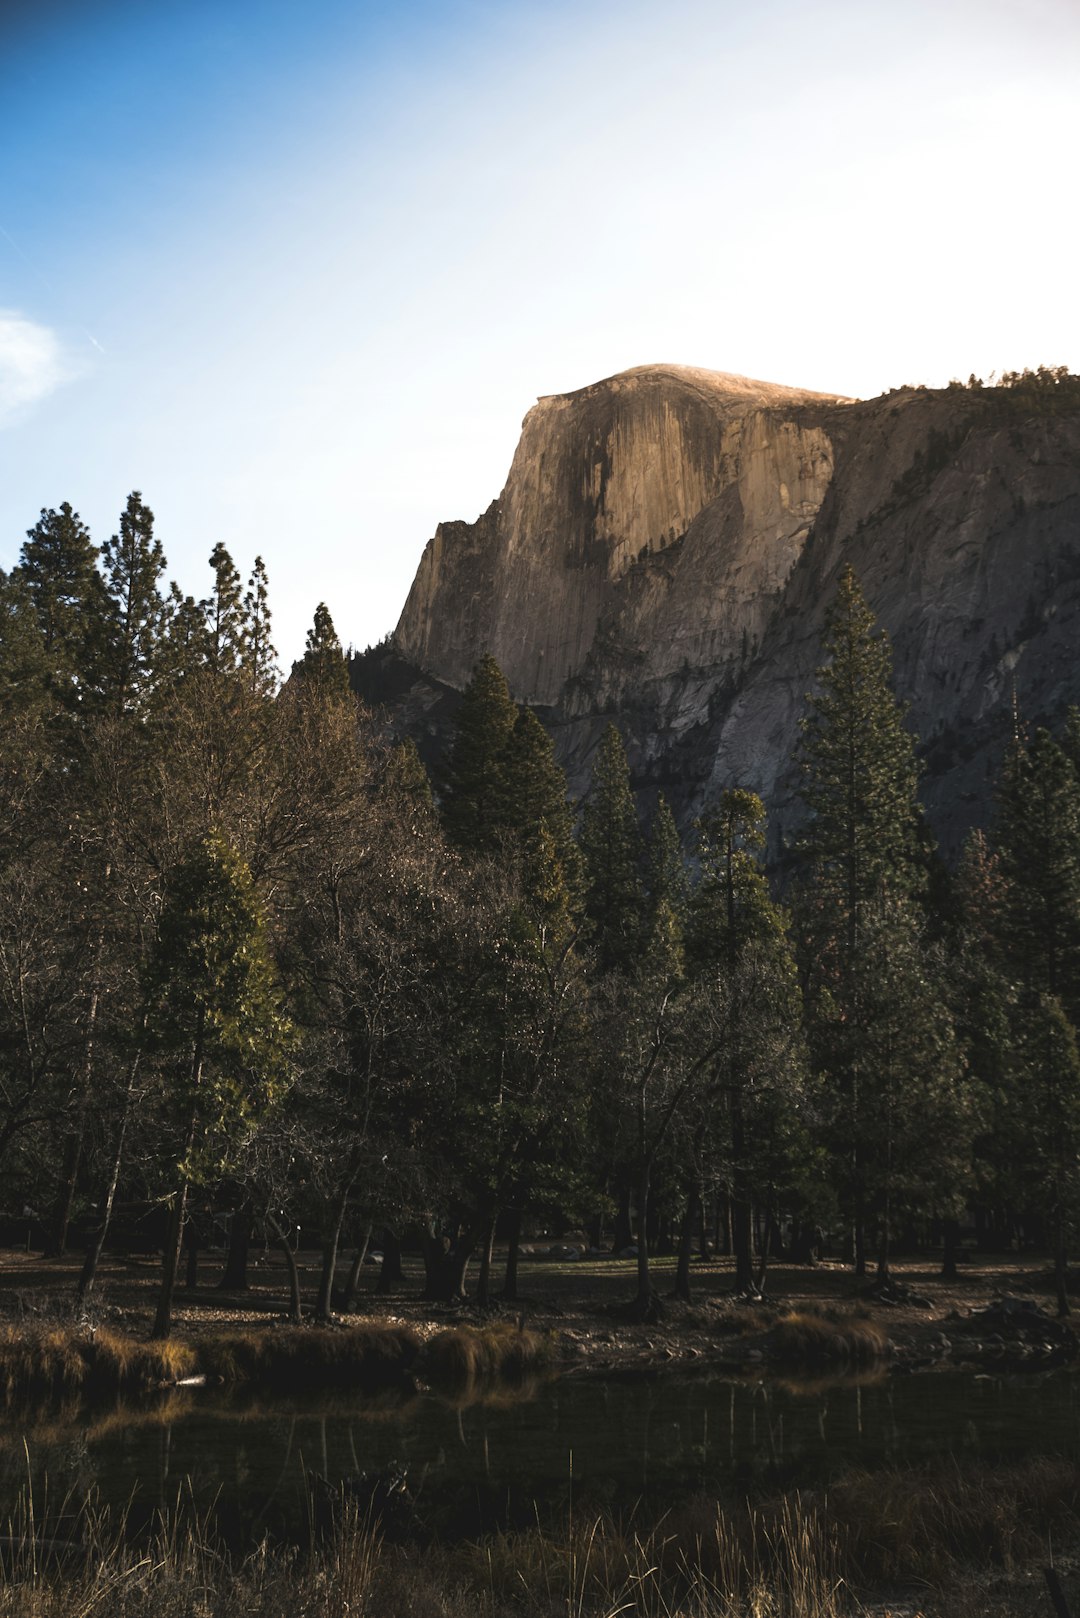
xmin=0 ymin=1327 xmax=196 ymax=1410
xmin=768 ymin=1309 xmax=889 ymax=1367
xmin=0 ymin=1460 xmax=1075 ymax=1616
xmin=197 ymin=1322 xmax=421 ymax=1391
xmin=0 ymin=1322 xmax=421 ymax=1412
xmin=414 ymin=1322 xmax=554 ymax=1393
xmin=823 ymin=1456 xmax=1080 ymax=1585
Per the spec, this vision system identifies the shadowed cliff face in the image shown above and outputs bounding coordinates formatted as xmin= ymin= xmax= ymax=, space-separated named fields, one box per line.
xmin=375 ymin=366 xmax=1080 ymax=857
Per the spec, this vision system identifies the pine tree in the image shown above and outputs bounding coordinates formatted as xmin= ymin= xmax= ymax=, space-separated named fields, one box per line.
xmin=795 ymin=567 xmax=927 ymax=1275
xmin=17 ymin=503 xmax=103 ymax=705
xmin=846 ymin=894 xmax=971 ymax=1280
xmin=1011 ymin=995 xmax=1080 ymax=1315
xmin=501 ymin=707 xmax=581 ymax=911
xmin=159 ymin=582 xmax=211 ymax=682
xmin=440 ymin=654 xmax=518 ymax=853
xmin=578 ymin=724 xmax=646 ymax=973
xmin=98 ymin=492 xmax=166 ymax=715
xmin=0 ymin=569 xmax=50 ymax=723
xmin=291 ymin=602 xmax=351 ymax=699
xmin=797 ymin=565 xmax=923 ymax=953
xmin=148 ymin=829 xmax=292 ymax=1336
xmin=241 ymin=556 xmax=277 ymax=696
xmin=203 ymin=543 xmax=245 ymax=674
xmin=690 ymin=790 xmax=805 ymax=1292
xmin=647 ymin=794 xmax=689 ymax=937
xmin=996 ymin=727 xmax=1080 ymax=1020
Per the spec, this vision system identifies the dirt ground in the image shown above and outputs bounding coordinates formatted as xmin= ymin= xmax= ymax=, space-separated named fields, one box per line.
xmin=0 ymin=1241 xmax=1069 ymax=1375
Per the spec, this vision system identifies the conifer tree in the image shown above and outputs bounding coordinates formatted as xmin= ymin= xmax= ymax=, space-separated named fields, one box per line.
xmin=98 ymin=492 xmax=166 ymax=716
xmin=0 ymin=569 xmax=50 ymax=723
xmin=689 ymin=790 xmax=805 ymax=1292
xmin=797 ymin=564 xmax=923 ymax=950
xmin=148 ymin=829 xmax=292 ymax=1337
xmin=647 ymin=794 xmax=689 ymax=936
xmin=1012 ymin=995 xmax=1080 ymax=1315
xmin=440 ymin=654 xmax=519 ymax=853
xmin=241 ymin=556 xmax=277 ymax=696
xmin=996 ymin=727 xmax=1080 ymax=1020
xmin=159 ymin=583 xmax=211 ymax=682
xmin=796 ymin=566 xmax=926 ymax=1274
xmin=203 ymin=543 xmax=245 ymax=673
xmin=501 ymin=707 xmax=581 ymax=910
xmin=17 ymin=503 xmax=103 ymax=705
xmin=579 ymin=724 xmax=646 ymax=973
xmin=291 ymin=602 xmax=351 ymax=699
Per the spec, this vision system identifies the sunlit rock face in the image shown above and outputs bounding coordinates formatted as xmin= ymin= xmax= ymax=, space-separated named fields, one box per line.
xmin=375 ymin=366 xmax=1080 ymax=857
xmin=394 ymin=364 xmax=844 ymax=707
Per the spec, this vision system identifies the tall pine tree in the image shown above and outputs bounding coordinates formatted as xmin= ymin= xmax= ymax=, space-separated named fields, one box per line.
xmin=578 ymin=724 xmax=646 ymax=973
xmin=796 ymin=566 xmax=927 ymax=1275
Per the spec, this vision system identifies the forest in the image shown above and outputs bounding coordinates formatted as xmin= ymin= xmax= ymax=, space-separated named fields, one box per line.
xmin=2 ymin=491 xmax=1079 ymax=1340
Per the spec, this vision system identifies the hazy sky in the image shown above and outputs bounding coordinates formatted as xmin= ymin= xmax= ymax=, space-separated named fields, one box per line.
xmin=2 ymin=0 xmax=1078 ymax=666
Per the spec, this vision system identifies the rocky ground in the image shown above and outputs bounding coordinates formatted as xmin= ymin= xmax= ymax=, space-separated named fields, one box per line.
xmin=0 ymin=1243 xmax=1074 ymax=1378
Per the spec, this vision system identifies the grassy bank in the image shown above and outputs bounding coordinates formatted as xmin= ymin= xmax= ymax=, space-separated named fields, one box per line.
xmin=0 ymin=1319 xmax=553 ymax=1411
xmin=0 ymin=1457 xmax=1074 ymax=1616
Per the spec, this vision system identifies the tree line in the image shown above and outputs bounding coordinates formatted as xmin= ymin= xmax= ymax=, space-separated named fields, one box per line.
xmin=2 ymin=496 xmax=1079 ymax=1332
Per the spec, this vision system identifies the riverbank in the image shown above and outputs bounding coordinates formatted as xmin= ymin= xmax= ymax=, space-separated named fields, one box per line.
xmin=0 ymin=1246 xmax=1073 ymax=1380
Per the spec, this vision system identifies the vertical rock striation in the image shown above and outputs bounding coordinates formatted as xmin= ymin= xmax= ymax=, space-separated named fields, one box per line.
xmin=373 ymin=365 xmax=1080 ymax=856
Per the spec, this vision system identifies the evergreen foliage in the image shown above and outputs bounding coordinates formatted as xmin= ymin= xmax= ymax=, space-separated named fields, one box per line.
xmin=292 ymin=602 xmax=351 ymax=698
xmin=578 ymin=724 xmax=646 ymax=973
xmin=17 ymin=503 xmax=103 ymax=705
xmin=98 ymin=492 xmax=166 ymax=715
xmin=797 ymin=565 xmax=923 ymax=952
xmin=203 ymin=543 xmax=245 ymax=674
xmin=440 ymin=654 xmax=518 ymax=852
xmin=996 ymin=727 xmax=1080 ymax=1019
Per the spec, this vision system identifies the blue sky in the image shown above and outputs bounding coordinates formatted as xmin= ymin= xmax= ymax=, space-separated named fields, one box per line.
xmin=3 ymin=0 xmax=1079 ymax=666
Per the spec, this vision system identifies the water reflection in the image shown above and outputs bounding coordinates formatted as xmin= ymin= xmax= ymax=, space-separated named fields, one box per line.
xmin=1 ymin=1366 xmax=1077 ymax=1544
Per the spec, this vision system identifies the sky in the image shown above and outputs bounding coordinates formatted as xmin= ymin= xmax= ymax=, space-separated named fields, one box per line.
xmin=2 ymin=0 xmax=1079 ymax=668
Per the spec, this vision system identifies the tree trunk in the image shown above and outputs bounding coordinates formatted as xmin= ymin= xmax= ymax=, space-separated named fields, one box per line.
xmin=674 ymin=1186 xmax=699 ymax=1302
xmin=342 ymin=1222 xmax=373 ymax=1308
xmin=876 ymin=1221 xmax=891 ymax=1282
xmin=854 ymin=1198 xmax=867 ymax=1277
xmin=45 ymin=921 xmax=106 ymax=1258
xmin=1055 ymin=1210 xmax=1070 ymax=1317
xmin=75 ymin=1051 xmax=139 ymax=1307
xmin=219 ymin=1209 xmax=253 ymax=1291
xmin=633 ymin=1164 xmax=663 ymax=1319
xmin=316 ymin=1194 xmax=349 ymax=1324
xmin=731 ymin=1100 xmax=754 ymax=1292
xmin=501 ymin=1205 xmax=522 ymax=1300
xmin=152 ymin=1181 xmax=189 ymax=1340
xmin=476 ymin=1209 xmax=498 ymax=1307
xmin=755 ymin=1200 xmax=774 ymax=1294
xmin=376 ymin=1230 xmax=404 ymax=1295
xmin=941 ymin=1217 xmax=960 ymax=1281
xmin=183 ymin=1218 xmax=199 ymax=1290
xmin=697 ymin=1181 xmax=710 ymax=1260
xmin=267 ymin=1212 xmax=303 ymax=1322
xmin=613 ymin=1182 xmax=633 ymax=1253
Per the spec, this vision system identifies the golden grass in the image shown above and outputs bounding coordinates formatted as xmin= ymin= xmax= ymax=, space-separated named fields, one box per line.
xmin=768 ymin=1309 xmax=889 ymax=1367
xmin=823 ymin=1456 xmax=1080 ymax=1585
xmin=414 ymin=1322 xmax=554 ymax=1393
xmin=0 ymin=1326 xmax=196 ymax=1411
xmin=0 ymin=1322 xmax=419 ymax=1412
xmin=197 ymin=1322 xmax=421 ymax=1391
xmin=0 ymin=1460 xmax=1075 ymax=1616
